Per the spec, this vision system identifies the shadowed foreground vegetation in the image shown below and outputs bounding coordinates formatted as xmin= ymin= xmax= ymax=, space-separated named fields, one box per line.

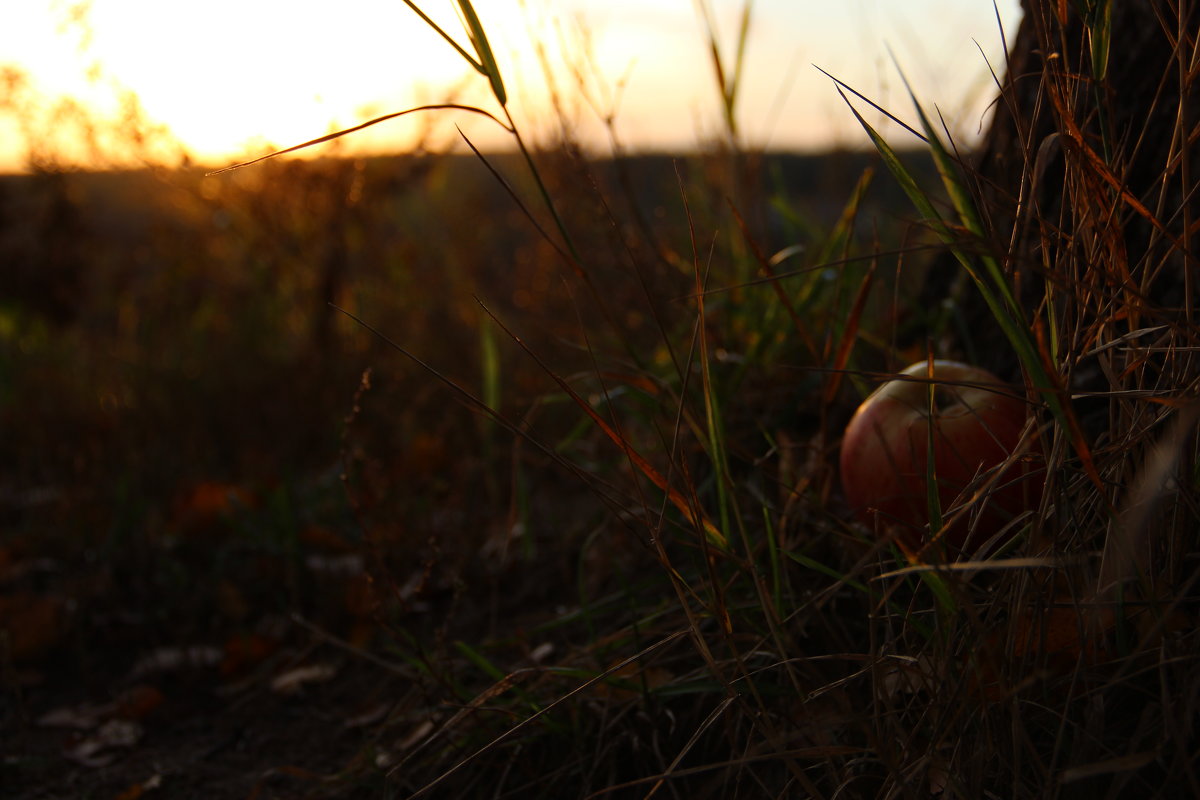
xmin=4 ymin=1 xmax=1200 ymax=797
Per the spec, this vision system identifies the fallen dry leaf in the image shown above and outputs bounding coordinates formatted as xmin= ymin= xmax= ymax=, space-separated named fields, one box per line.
xmin=63 ymin=719 xmax=143 ymax=768
xmin=38 ymin=684 xmax=165 ymax=730
xmin=131 ymin=645 xmax=222 ymax=678
xmin=38 ymin=704 xmax=103 ymax=730
xmin=270 ymin=662 xmax=338 ymax=694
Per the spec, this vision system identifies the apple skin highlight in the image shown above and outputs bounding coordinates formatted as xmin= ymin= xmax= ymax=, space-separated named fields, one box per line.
xmin=839 ymin=360 xmax=1037 ymax=553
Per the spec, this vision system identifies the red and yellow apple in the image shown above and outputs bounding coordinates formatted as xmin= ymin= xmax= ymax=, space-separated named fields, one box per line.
xmin=839 ymin=360 xmax=1036 ymax=552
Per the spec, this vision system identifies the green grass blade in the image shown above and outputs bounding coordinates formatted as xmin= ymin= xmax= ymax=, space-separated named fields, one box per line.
xmin=455 ymin=639 xmax=506 ymax=681
xmin=480 ymin=319 xmax=501 ymax=415
xmin=400 ymin=0 xmax=483 ymax=73
xmin=918 ymin=568 xmax=956 ymax=613
xmin=456 ymin=0 xmax=507 ymax=107
xmin=454 ymin=640 xmax=548 ymax=718
xmin=728 ymin=0 xmax=754 ymax=125
xmin=786 ymin=551 xmax=871 ymax=596
xmin=1090 ymin=0 xmax=1112 ymax=82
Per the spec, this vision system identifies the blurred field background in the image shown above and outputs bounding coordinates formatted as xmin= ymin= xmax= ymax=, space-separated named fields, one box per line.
xmin=3 ymin=1 xmax=1198 ymax=798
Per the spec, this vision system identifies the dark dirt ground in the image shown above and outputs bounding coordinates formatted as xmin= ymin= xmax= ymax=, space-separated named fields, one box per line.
xmin=5 ymin=654 xmax=409 ymax=800
xmin=0 ymin=479 xmax=452 ymax=800
xmin=2 ymin=547 xmax=424 ymax=800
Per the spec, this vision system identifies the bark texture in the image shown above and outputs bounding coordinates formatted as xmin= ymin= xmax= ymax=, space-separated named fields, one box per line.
xmin=932 ymin=0 xmax=1199 ymax=389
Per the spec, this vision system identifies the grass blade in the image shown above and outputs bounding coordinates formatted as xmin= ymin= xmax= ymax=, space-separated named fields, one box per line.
xmin=400 ymin=0 xmax=483 ymax=73
xmin=456 ymin=0 xmax=508 ymax=106
xmin=206 ymin=104 xmax=510 ymax=175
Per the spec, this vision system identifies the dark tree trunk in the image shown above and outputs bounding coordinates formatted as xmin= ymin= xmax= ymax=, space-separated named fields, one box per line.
xmin=929 ymin=0 xmax=1199 ymax=391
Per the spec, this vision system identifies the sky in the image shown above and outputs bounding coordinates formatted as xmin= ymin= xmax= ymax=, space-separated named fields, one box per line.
xmin=0 ymin=0 xmax=1023 ymax=172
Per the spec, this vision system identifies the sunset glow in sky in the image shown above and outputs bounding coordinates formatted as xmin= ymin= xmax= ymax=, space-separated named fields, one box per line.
xmin=0 ymin=1 xmax=1022 ymax=172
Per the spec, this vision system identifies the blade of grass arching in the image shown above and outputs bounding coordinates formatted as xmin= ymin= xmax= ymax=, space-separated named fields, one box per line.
xmin=893 ymin=66 xmax=1041 ymax=334
xmin=455 ymin=0 xmax=507 ymax=106
xmin=207 ymin=104 xmax=511 ymax=175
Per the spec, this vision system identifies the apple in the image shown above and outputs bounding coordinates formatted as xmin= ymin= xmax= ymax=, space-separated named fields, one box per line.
xmin=839 ymin=360 xmax=1036 ymax=553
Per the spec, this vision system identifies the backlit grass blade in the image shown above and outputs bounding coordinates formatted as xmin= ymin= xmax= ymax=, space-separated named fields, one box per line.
xmin=207 ymin=104 xmax=510 ymax=175
xmin=726 ymin=0 xmax=754 ymax=131
xmin=885 ymin=55 xmax=1023 ymax=317
xmin=693 ymin=0 xmax=754 ymax=137
xmin=400 ymin=0 xmax=483 ymax=72
xmin=456 ymin=0 xmax=507 ymax=107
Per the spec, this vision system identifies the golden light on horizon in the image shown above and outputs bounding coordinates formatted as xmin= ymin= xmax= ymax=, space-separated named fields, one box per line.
xmin=0 ymin=1 xmax=1022 ymax=172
